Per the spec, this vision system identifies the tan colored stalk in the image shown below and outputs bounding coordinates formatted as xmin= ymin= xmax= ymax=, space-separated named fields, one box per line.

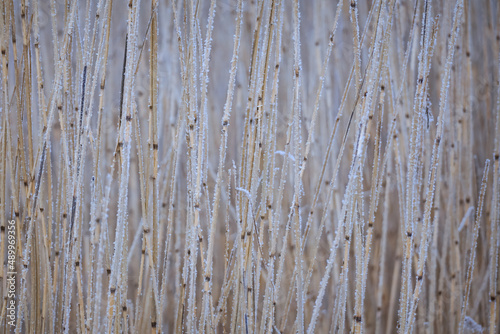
xmin=488 ymin=16 xmax=500 ymax=333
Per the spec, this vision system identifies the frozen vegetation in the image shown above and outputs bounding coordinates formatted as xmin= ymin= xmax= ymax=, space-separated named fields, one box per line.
xmin=0 ymin=0 xmax=499 ymax=333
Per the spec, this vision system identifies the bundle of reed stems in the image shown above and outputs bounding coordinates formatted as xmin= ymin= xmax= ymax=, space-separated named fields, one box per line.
xmin=0 ymin=0 xmax=499 ymax=333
